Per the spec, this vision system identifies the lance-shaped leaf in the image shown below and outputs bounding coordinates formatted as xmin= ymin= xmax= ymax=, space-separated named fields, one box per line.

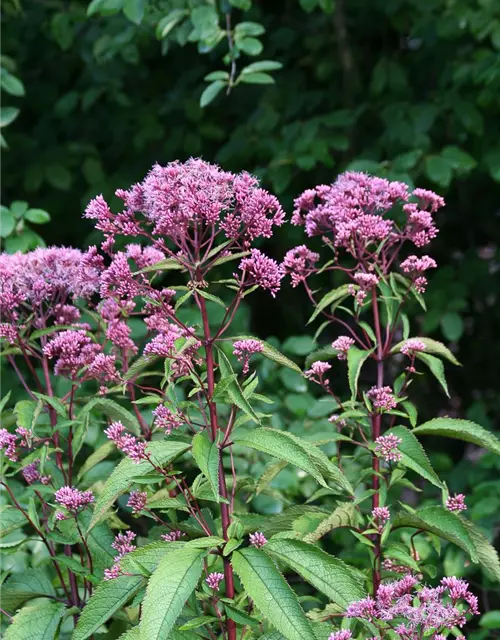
xmin=192 ymin=432 xmax=220 ymax=502
xmin=412 ymin=418 xmax=500 ymax=457
xmin=5 ymin=601 xmax=66 ymax=640
xmin=0 ymin=506 xmax=26 ymax=538
xmin=415 ymin=352 xmax=449 ymax=397
xmin=347 ymin=347 xmax=375 ymax=400
xmin=140 ymin=546 xmax=205 ymax=639
xmin=1 ymin=569 xmax=56 ymax=612
xmin=218 ymin=350 xmax=261 ymax=423
xmin=393 ymin=506 xmax=477 ymax=562
xmin=230 ymin=335 xmax=302 ymax=373
xmin=303 ymin=503 xmax=360 ymax=543
xmin=77 ymin=441 xmax=115 ymax=481
xmin=391 ymin=337 xmax=461 ymax=366
xmin=459 ymin=517 xmax=500 ymax=582
xmin=73 ymin=575 xmax=144 ymax=640
xmin=264 ymin=538 xmax=365 ymax=608
xmin=308 ymin=284 xmax=352 ymax=325
xmin=79 ymin=397 xmax=141 ymax=433
xmin=232 ymin=547 xmax=316 ymax=640
xmin=87 ymin=440 xmax=191 ymax=531
xmin=389 ymin=425 xmax=443 ymax=489
xmin=234 ymin=427 xmax=349 ymax=491
xmin=121 ymin=541 xmax=184 ymax=575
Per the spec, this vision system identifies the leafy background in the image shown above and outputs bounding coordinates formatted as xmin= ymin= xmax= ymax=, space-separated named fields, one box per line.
xmin=2 ymin=0 xmax=500 ymax=634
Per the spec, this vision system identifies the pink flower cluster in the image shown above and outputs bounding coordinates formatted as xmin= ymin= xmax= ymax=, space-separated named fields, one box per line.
xmin=104 ymin=531 xmax=137 ymax=580
xmin=249 ymin=532 xmax=267 ymax=548
xmin=162 ymin=530 xmax=184 ymax=542
xmin=368 ymin=386 xmax=398 ymax=412
xmin=282 ymin=245 xmax=319 ymax=287
xmin=104 ymin=421 xmax=147 ymax=463
xmin=152 ymin=405 xmax=183 ymax=435
xmin=331 ymin=336 xmax=355 ymax=360
xmin=372 ymin=506 xmax=391 ymax=532
xmin=86 ymin=159 xmax=285 ymax=250
xmin=54 ymin=486 xmax=94 ymax=513
xmin=400 ymin=255 xmax=437 ymax=293
xmin=400 ymin=339 xmax=426 ymax=356
xmin=446 ymin=493 xmax=467 ymax=513
xmin=206 ymin=572 xmax=225 ymax=591
xmin=346 ymin=575 xmax=478 ymax=637
xmin=43 ymin=330 xmax=101 ymax=379
xmin=328 ymin=632 xmax=352 ymax=640
xmin=233 ymin=339 xmax=263 ymax=374
xmin=304 ymin=361 xmax=331 ymax=386
xmin=375 ymin=434 xmax=403 ymax=463
xmin=0 ymin=429 xmax=18 ymax=462
xmin=22 ymin=461 xmax=50 ymax=485
xmin=238 ymin=249 xmax=284 ymax=297
xmin=127 ymin=490 xmax=147 ymax=514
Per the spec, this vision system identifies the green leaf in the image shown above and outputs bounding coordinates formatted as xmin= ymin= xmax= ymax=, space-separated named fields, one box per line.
xmin=1 ymin=70 xmax=25 ymax=97
xmin=393 ymin=506 xmax=477 ymax=561
xmin=235 ymin=21 xmax=265 ymax=37
xmin=412 ymin=418 xmax=500 ymax=456
xmin=224 ymin=603 xmax=259 ymax=626
xmin=87 ymin=440 xmax=191 ymax=530
xmin=239 ymin=37 xmax=263 ymax=55
xmin=391 ymin=337 xmax=461 ymax=366
xmin=87 ymin=0 xmax=123 ymax=16
xmin=134 ymin=258 xmax=184 ymax=274
xmin=480 ymin=610 xmax=500 ymax=629
xmin=79 ymin=397 xmax=141 ymax=434
xmin=441 ymin=146 xmax=477 ymax=172
xmin=73 ymin=575 xmax=144 ymax=640
xmin=140 ymin=547 xmax=205 ymax=639
xmin=424 ymin=155 xmax=453 ymax=187
xmin=1 ymin=569 xmax=56 ymax=612
xmin=156 ymin=9 xmax=187 ymax=39
xmin=440 ymin=311 xmax=464 ymax=342
xmin=459 ymin=517 xmax=500 ymax=582
xmin=204 ymin=70 xmax=230 ymax=81
xmin=389 ymin=426 xmax=443 ymax=488
xmin=302 ymin=503 xmax=360 ymax=543
xmin=231 ymin=335 xmax=302 ymax=373
xmin=307 ymin=285 xmax=351 ymax=325
xmin=123 ymin=0 xmax=145 ymax=24
xmin=77 ymin=441 xmax=115 ymax=481
xmin=347 ymin=346 xmax=374 ymax=399
xmin=200 ymin=81 xmax=226 ymax=108
xmin=192 ymin=431 xmax=220 ymax=502
xmin=5 ymin=601 xmax=66 ymax=640
xmin=232 ymin=548 xmax=316 ymax=640
xmin=0 ymin=506 xmax=26 ymax=538
xmin=24 ymin=209 xmax=50 ymax=224
xmin=1 ymin=208 xmax=15 ymax=237
xmin=218 ymin=350 xmax=261 ymax=423
xmin=241 ymin=60 xmax=282 ymax=73
xmin=0 ymin=107 xmax=20 ymax=128
xmin=239 ymin=72 xmax=275 ymax=85
xmin=212 ymin=373 xmax=238 ymax=399
xmin=264 ymin=538 xmax=365 ymax=609
xmin=415 ymin=352 xmax=449 ymax=397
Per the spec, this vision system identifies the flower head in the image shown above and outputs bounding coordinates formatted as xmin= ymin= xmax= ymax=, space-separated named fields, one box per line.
xmin=375 ymin=434 xmax=402 ymax=463
xmin=400 ymin=339 xmax=426 ymax=356
xmin=54 ymin=486 xmax=94 ymax=512
xmin=446 ymin=493 xmax=467 ymax=513
xmin=206 ymin=572 xmax=225 ymax=591
xmin=127 ymin=490 xmax=147 ymax=514
xmin=249 ymin=532 xmax=267 ymax=548
xmin=162 ymin=530 xmax=184 ymax=542
xmin=331 ymin=336 xmax=355 ymax=360
xmin=105 ymin=421 xmax=147 ymax=463
xmin=368 ymin=386 xmax=398 ymax=412
xmin=328 ymin=632 xmax=352 ymax=640
xmin=0 ymin=429 xmax=18 ymax=462
xmin=304 ymin=361 xmax=332 ymax=386
xmin=238 ymin=249 xmax=284 ymax=297
xmin=233 ymin=339 xmax=263 ymax=374
xmin=282 ymin=245 xmax=319 ymax=287
xmin=111 ymin=531 xmax=136 ymax=561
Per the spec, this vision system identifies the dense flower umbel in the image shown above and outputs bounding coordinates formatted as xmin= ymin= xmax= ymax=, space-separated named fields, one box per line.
xmin=238 ymin=249 xmax=284 ymax=297
xmin=368 ymin=386 xmax=398 ymax=412
xmin=346 ymin=576 xmax=478 ymax=638
xmin=206 ymin=572 xmax=225 ymax=591
xmin=331 ymin=336 xmax=355 ymax=360
xmin=375 ymin=434 xmax=403 ymax=462
xmin=111 ymin=531 xmax=137 ymax=561
xmin=85 ymin=158 xmax=285 ymax=252
xmin=54 ymin=487 xmax=94 ymax=513
xmin=400 ymin=339 xmax=426 ymax=356
xmin=152 ymin=405 xmax=183 ymax=435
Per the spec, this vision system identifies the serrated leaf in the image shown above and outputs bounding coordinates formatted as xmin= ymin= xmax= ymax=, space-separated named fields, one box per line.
xmin=256 ymin=459 xmax=288 ymax=496
xmin=140 ymin=546 xmax=205 ymax=639
xmin=347 ymin=347 xmax=374 ymax=399
xmin=412 ymin=418 xmax=500 ymax=456
xmin=232 ymin=547 xmax=316 ymax=640
xmin=389 ymin=426 xmax=442 ymax=488
xmin=218 ymin=350 xmax=261 ymax=423
xmin=416 ymin=352 xmax=449 ymax=397
xmin=73 ymin=575 xmax=144 ymax=640
xmin=302 ymin=503 xmax=360 ymax=543
xmin=391 ymin=337 xmax=461 ymax=366
xmin=0 ymin=506 xmax=26 ymax=538
xmin=393 ymin=506 xmax=477 ymax=561
xmin=459 ymin=517 xmax=500 ymax=582
xmin=1 ymin=569 xmax=56 ymax=612
xmin=77 ymin=441 xmax=115 ymax=481
xmin=191 ymin=432 xmax=220 ymax=502
xmin=79 ymin=397 xmax=141 ymax=433
xmin=5 ymin=601 xmax=66 ymax=640
xmin=307 ymin=285 xmax=352 ymax=325
xmin=264 ymin=538 xmax=365 ymax=608
xmin=231 ymin=335 xmax=302 ymax=373
xmin=87 ymin=440 xmax=191 ymax=531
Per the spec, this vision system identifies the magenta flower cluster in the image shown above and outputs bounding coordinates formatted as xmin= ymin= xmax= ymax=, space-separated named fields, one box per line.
xmin=375 ymin=434 xmax=403 ymax=463
xmin=104 ymin=421 xmax=147 ymax=463
xmin=233 ymin=339 xmax=263 ymax=374
xmin=54 ymin=486 xmax=94 ymax=513
xmin=249 ymin=532 xmax=267 ymax=548
xmin=206 ymin=572 xmax=225 ymax=591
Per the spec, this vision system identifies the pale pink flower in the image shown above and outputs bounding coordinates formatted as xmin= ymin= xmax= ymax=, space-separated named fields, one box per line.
xmin=162 ymin=530 xmax=184 ymax=542
xmin=206 ymin=572 xmax=225 ymax=591
xmin=328 ymin=632 xmax=352 ymax=640
xmin=445 ymin=493 xmax=467 ymax=513
xmin=54 ymin=486 xmax=94 ymax=512
xmin=104 ymin=421 xmax=147 ymax=463
xmin=400 ymin=339 xmax=426 ymax=356
xmin=152 ymin=405 xmax=183 ymax=435
xmin=282 ymin=245 xmax=319 ymax=287
xmin=249 ymin=532 xmax=267 ymax=548
xmin=331 ymin=336 xmax=355 ymax=360
xmin=238 ymin=249 xmax=284 ymax=297
xmin=127 ymin=490 xmax=147 ymax=514
xmin=111 ymin=531 xmax=136 ymax=561
xmin=0 ymin=429 xmax=18 ymax=462
xmin=233 ymin=339 xmax=263 ymax=374
xmin=375 ymin=434 xmax=402 ymax=462
xmin=368 ymin=386 xmax=398 ymax=412
xmin=304 ymin=361 xmax=332 ymax=386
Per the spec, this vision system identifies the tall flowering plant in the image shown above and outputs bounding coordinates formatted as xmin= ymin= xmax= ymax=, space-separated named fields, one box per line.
xmin=0 ymin=164 xmax=498 ymax=640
